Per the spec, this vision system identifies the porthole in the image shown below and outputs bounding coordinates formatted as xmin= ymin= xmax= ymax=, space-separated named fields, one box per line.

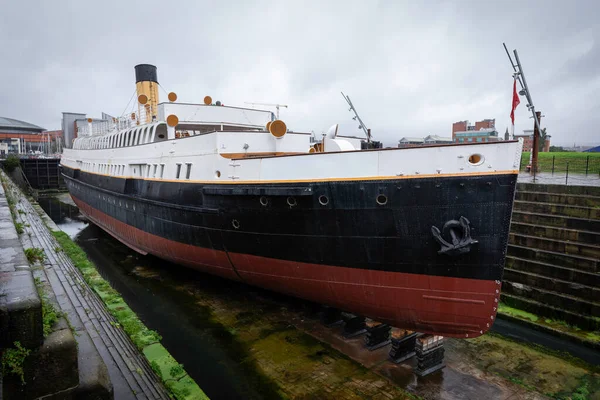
xmin=468 ymin=154 xmax=484 ymax=165
xmin=158 ymin=134 xmax=165 ymax=139
xmin=376 ymin=194 xmax=388 ymax=206
xmin=318 ymin=195 xmax=329 ymax=206
xmin=259 ymin=196 xmax=268 ymax=206
xmin=232 ymin=219 xmax=240 ymax=229
xmin=287 ymin=196 xmax=297 ymax=207
xmin=215 ymin=170 xmax=221 ymax=178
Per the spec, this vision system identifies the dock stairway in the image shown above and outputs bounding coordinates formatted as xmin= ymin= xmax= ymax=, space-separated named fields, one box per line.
xmin=503 ymin=183 xmax=600 ymax=331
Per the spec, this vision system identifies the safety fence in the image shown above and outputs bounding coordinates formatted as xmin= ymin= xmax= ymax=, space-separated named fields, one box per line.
xmin=518 ymin=152 xmax=600 ymax=186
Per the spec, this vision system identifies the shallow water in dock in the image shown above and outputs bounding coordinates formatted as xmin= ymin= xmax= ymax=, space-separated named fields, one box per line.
xmin=37 ymin=196 xmax=270 ymax=400
xmin=37 ymin=195 xmax=600 ymax=400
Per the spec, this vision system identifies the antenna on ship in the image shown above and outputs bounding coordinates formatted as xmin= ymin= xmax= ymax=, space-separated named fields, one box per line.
xmin=503 ymin=43 xmax=544 ymax=175
xmin=244 ymin=102 xmax=288 ymax=119
xmin=341 ymin=92 xmax=371 ymax=143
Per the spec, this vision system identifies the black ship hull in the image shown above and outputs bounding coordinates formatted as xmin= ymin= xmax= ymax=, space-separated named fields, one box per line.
xmin=61 ymin=165 xmax=517 ymax=337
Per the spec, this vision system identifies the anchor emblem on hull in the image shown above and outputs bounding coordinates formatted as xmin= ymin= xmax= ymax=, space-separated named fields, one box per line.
xmin=431 ymin=216 xmax=478 ymax=256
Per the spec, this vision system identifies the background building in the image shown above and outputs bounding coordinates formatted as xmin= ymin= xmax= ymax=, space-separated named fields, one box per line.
xmin=61 ymin=112 xmax=87 ymax=149
xmin=0 ymin=116 xmax=57 ymax=155
xmin=398 ymin=137 xmax=424 ymax=147
xmin=454 ymin=128 xmax=499 ymax=143
xmin=398 ymin=135 xmax=453 ymax=148
xmin=514 ymin=129 xmax=551 ymax=152
xmin=452 ymin=119 xmax=496 ymax=142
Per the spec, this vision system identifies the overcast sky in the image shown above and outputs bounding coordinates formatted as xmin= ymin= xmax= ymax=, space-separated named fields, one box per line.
xmin=1 ymin=0 xmax=598 ymax=146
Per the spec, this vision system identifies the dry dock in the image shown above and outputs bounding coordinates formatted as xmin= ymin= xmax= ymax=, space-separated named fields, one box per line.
xmin=1 ymin=171 xmax=206 ymax=399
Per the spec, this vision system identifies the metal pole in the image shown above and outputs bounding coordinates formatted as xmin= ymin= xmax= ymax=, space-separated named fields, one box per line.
xmin=513 ymin=50 xmax=543 ymax=134
xmin=341 ymin=92 xmax=370 ymax=142
xmin=531 ymin=112 xmax=542 ymax=175
xmin=566 ymin=162 xmax=569 ymax=185
xmin=585 ymin=155 xmax=589 ymax=176
xmin=551 ymin=156 xmax=555 ymax=175
xmin=503 ymin=43 xmax=525 ymax=90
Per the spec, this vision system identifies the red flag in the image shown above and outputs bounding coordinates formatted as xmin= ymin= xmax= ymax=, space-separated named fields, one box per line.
xmin=510 ymin=78 xmax=520 ymax=125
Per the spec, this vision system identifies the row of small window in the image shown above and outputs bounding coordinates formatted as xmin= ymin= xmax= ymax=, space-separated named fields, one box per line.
xmin=79 ymin=161 xmax=193 ymax=180
xmin=175 ymin=163 xmax=192 ymax=180
xmin=134 ymin=163 xmax=166 ymax=179
xmin=133 ymin=163 xmax=192 ymax=180
xmin=457 ymin=137 xmax=489 ymax=143
xmin=81 ymin=162 xmax=126 ymax=175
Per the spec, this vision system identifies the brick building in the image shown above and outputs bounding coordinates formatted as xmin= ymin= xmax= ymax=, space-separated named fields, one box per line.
xmin=514 ymin=129 xmax=551 ymax=152
xmin=452 ymin=119 xmax=496 ymax=141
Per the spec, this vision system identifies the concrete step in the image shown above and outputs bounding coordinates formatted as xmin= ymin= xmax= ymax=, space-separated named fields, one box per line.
xmin=517 ymin=183 xmax=600 ymax=197
xmin=507 ymin=245 xmax=598 ymax=273
xmin=2 ymin=318 xmax=79 ymax=399
xmin=503 ymin=268 xmax=600 ymax=300
xmin=500 ymin=292 xmax=600 ymax=331
xmin=502 ymin=280 xmax=600 ymax=317
xmin=510 ymin=222 xmax=600 ymax=246
xmin=516 ymin=190 xmax=600 ymax=208
xmin=505 ymin=255 xmax=600 ymax=287
xmin=513 ymin=200 xmax=600 ymax=220
xmin=0 ymin=271 xmax=43 ymax=350
xmin=511 ymin=210 xmax=600 ymax=232
xmin=509 ymin=232 xmax=600 ymax=260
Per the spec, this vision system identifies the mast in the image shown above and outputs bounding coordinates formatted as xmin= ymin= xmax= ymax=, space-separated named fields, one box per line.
xmin=341 ymin=92 xmax=371 ymax=143
xmin=503 ymin=43 xmax=543 ymax=173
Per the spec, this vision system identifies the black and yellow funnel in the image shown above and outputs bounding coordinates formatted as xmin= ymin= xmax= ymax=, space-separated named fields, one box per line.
xmin=135 ymin=64 xmax=159 ymax=124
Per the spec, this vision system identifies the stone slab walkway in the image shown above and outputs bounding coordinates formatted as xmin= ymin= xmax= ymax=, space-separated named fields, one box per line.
xmin=4 ymin=178 xmax=170 ymax=400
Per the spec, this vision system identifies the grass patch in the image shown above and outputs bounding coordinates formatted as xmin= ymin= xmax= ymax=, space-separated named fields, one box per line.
xmin=33 ymin=277 xmax=60 ymax=337
xmin=50 ymin=230 xmax=208 ymax=400
xmin=24 ymin=247 xmax=45 ymax=264
xmin=14 ymin=222 xmax=24 ymax=234
xmin=520 ymin=151 xmax=600 ymax=174
xmin=1 ymin=341 xmax=31 ymax=384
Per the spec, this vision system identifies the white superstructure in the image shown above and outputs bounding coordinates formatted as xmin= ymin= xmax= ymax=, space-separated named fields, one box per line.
xmin=61 ymin=63 xmax=522 ymax=184
xmin=61 ymin=99 xmax=523 ymax=184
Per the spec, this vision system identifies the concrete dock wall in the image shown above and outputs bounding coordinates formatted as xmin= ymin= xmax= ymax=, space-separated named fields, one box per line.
xmin=504 ymin=183 xmax=600 ymax=331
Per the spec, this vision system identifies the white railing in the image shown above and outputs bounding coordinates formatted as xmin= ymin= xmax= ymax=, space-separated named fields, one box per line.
xmin=77 ymin=107 xmax=155 ymax=137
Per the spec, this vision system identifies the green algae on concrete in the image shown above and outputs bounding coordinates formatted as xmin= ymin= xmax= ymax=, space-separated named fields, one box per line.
xmin=499 ymin=302 xmax=600 ymax=347
xmin=50 ymin=230 xmax=209 ymax=400
xmin=498 ymin=303 xmax=539 ymax=322
xmin=151 ymin=277 xmax=416 ymax=400
xmin=449 ymin=333 xmax=600 ymax=399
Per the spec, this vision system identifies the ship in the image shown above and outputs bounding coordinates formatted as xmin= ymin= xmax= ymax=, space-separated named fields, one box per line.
xmin=60 ymin=64 xmax=523 ymax=338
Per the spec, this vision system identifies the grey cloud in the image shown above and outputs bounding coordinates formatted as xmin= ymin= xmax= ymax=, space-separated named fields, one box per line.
xmin=1 ymin=0 xmax=599 ymax=146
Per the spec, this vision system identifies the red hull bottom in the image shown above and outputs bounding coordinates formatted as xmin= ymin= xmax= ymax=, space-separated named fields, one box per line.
xmin=72 ymin=195 xmax=500 ymax=338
